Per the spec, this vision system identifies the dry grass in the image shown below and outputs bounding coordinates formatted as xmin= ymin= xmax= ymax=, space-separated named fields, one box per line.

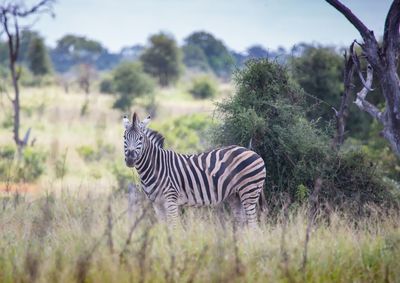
xmin=0 ymin=190 xmax=399 ymax=283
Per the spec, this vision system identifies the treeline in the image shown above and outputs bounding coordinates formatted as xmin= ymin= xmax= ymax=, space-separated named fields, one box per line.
xmin=0 ymin=30 xmax=287 ymax=78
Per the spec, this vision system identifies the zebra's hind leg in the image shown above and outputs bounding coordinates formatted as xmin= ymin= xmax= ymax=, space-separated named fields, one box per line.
xmin=227 ymin=194 xmax=245 ymax=226
xmin=238 ymin=184 xmax=263 ymax=227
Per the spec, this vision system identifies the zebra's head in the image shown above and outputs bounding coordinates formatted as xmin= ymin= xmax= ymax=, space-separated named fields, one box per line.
xmin=123 ymin=112 xmax=151 ymax=167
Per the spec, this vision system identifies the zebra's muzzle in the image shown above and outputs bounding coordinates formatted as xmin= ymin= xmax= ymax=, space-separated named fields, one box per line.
xmin=125 ymin=151 xmax=138 ymax=167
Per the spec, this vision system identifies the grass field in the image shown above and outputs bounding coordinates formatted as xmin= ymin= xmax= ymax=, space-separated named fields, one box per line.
xmin=1 ymin=86 xmax=400 ymax=282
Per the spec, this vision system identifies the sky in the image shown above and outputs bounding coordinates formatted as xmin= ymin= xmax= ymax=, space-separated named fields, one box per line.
xmin=31 ymin=0 xmax=391 ymax=53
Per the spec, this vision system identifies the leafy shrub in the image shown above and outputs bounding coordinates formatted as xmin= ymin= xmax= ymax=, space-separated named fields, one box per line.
xmin=15 ymin=148 xmax=47 ymax=182
xmin=111 ymin=62 xmax=155 ymax=111
xmin=152 ymin=114 xmax=213 ymax=153
xmin=0 ymin=145 xmax=46 ymax=182
xmin=111 ymin=163 xmax=137 ymax=192
xmin=189 ymin=76 xmax=217 ymax=99
xmin=76 ymin=141 xmax=115 ymax=163
xmin=212 ymin=59 xmax=396 ymax=215
xmin=76 ymin=145 xmax=96 ymax=162
xmin=99 ymin=77 xmax=114 ymax=94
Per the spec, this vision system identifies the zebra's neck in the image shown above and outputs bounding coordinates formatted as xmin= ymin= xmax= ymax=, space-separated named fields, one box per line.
xmin=134 ymin=137 xmax=165 ymax=198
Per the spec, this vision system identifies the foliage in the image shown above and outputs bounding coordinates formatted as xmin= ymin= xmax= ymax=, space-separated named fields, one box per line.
xmin=111 ymin=62 xmax=155 ymax=111
xmin=111 ymin=162 xmax=136 ymax=192
xmin=0 ymin=145 xmax=46 ymax=182
xmin=140 ymin=33 xmax=182 ymax=86
xmin=99 ymin=76 xmax=114 ymax=94
xmin=212 ymin=59 xmax=396 ymax=213
xmin=290 ymin=44 xmax=375 ymax=139
xmin=51 ymin=34 xmax=120 ymax=72
xmin=151 ymin=114 xmax=213 ymax=153
xmin=184 ymin=31 xmax=234 ymax=78
xmin=182 ymin=44 xmax=210 ymax=71
xmin=189 ymin=75 xmax=217 ymax=99
xmin=76 ymin=141 xmax=115 ymax=163
xmin=27 ymin=35 xmax=52 ymax=76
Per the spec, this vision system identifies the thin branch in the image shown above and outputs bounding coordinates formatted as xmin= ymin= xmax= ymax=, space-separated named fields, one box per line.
xmin=350 ymin=42 xmax=374 ymax=91
xmin=325 ymin=0 xmax=373 ymax=42
xmin=354 ymin=65 xmax=383 ymax=122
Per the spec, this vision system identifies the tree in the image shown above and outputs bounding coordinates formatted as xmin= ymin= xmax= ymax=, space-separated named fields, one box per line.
xmin=51 ymin=34 xmax=106 ymax=73
xmin=0 ymin=0 xmax=55 ymax=157
xmin=184 ymin=31 xmax=234 ymax=78
xmin=182 ymin=44 xmax=210 ymax=72
xmin=327 ymin=0 xmax=400 ymax=157
xmin=111 ymin=62 xmax=155 ymax=111
xmin=140 ymin=33 xmax=182 ymax=87
xmin=28 ymin=35 xmax=52 ymax=76
xmin=291 ymin=45 xmax=343 ymax=121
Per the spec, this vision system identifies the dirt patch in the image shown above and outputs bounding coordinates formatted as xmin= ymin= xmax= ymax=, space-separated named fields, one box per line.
xmin=0 ymin=183 xmax=39 ymax=194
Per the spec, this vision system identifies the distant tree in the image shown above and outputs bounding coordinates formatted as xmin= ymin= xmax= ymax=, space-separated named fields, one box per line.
xmin=291 ymin=45 xmax=343 ymax=122
xmin=182 ymin=44 xmax=210 ymax=72
xmin=28 ymin=36 xmax=52 ymax=76
xmin=111 ymin=62 xmax=155 ymax=111
xmin=19 ymin=30 xmax=41 ymax=63
xmin=184 ymin=31 xmax=234 ymax=78
xmin=52 ymin=34 xmax=106 ymax=73
xmin=246 ymin=45 xmax=269 ymax=59
xmin=140 ymin=33 xmax=182 ymax=86
xmin=0 ymin=0 xmax=55 ymax=157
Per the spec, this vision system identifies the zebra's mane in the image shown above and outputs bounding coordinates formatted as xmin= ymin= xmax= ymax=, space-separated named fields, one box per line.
xmin=144 ymin=128 xmax=165 ymax=148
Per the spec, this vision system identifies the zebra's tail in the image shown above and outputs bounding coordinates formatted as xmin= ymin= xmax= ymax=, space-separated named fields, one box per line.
xmin=258 ymin=187 xmax=267 ymax=213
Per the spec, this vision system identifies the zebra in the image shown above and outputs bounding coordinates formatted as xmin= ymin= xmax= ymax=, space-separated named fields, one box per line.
xmin=123 ymin=113 xmax=266 ymax=226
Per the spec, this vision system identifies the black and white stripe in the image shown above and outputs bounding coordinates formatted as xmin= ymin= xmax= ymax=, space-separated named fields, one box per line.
xmin=123 ymin=113 xmax=266 ymax=226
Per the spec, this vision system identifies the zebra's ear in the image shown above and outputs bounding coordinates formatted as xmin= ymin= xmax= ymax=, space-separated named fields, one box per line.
xmin=123 ymin=115 xmax=131 ymax=129
xmin=141 ymin=115 xmax=151 ymax=127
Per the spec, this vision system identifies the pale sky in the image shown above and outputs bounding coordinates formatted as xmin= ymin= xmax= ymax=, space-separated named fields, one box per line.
xmin=31 ymin=0 xmax=391 ymax=53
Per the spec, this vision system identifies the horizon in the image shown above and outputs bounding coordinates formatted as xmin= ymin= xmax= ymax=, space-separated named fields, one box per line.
xmin=30 ymin=0 xmax=391 ymax=53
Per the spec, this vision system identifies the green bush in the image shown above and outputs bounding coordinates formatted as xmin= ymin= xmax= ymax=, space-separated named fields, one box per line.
xmin=152 ymin=114 xmax=213 ymax=153
xmin=76 ymin=145 xmax=96 ymax=162
xmin=111 ymin=163 xmax=135 ymax=192
xmin=189 ymin=76 xmax=217 ymax=99
xmin=76 ymin=141 xmax=115 ymax=163
xmin=16 ymin=147 xmax=47 ymax=182
xmin=212 ymin=59 xmax=396 ymax=214
xmin=99 ymin=77 xmax=114 ymax=94
xmin=0 ymin=145 xmax=46 ymax=182
xmin=111 ymin=62 xmax=155 ymax=111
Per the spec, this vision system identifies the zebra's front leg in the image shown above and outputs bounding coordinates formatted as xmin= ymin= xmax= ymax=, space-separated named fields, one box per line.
xmin=161 ymin=190 xmax=180 ymax=227
xmin=152 ymin=200 xmax=167 ymax=222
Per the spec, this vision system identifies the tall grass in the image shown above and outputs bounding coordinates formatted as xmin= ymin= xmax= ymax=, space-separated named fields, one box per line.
xmin=1 ymin=190 xmax=399 ymax=283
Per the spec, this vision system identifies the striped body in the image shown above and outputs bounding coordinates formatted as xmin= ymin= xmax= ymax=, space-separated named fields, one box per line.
xmin=124 ymin=113 xmax=266 ymax=225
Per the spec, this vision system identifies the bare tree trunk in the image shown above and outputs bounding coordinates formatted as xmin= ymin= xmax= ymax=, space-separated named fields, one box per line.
xmin=327 ymin=0 xmax=400 ymax=157
xmin=332 ymin=47 xmax=355 ymax=149
xmin=0 ymin=0 xmax=55 ymax=158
